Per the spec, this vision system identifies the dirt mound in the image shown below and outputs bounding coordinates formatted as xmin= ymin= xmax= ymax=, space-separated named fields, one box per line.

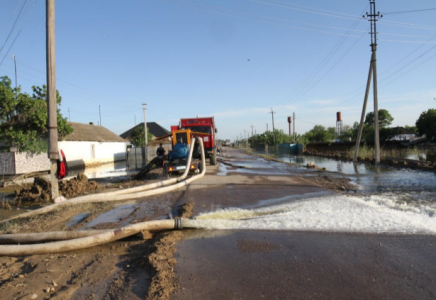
xmin=147 ymin=231 xmax=184 ymax=300
xmin=59 ymin=173 xmax=102 ymax=198
xmin=14 ymin=173 xmax=103 ymax=204
xmin=178 ymin=202 xmax=195 ymax=218
xmin=14 ymin=177 xmax=52 ymax=204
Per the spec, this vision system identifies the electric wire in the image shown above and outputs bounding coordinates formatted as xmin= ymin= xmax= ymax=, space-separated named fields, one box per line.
xmin=165 ymin=0 xmax=370 ymax=34
xmin=0 ymin=0 xmax=37 ymax=68
xmin=274 ymin=3 xmax=368 ymax=108
xmin=0 ymin=0 xmax=24 ymax=40
xmin=165 ymin=0 xmax=432 ymax=39
xmin=0 ymin=0 xmax=29 ymax=55
xmin=242 ymin=0 xmax=436 ymax=32
xmin=383 ymin=7 xmax=436 ymax=15
xmin=159 ymin=0 xmax=363 ymax=38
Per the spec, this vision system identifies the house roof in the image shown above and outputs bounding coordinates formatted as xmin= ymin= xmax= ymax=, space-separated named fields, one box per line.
xmin=120 ymin=122 xmax=170 ymax=140
xmin=391 ymin=126 xmax=415 ymax=135
xmin=64 ymin=122 xmax=127 ymax=142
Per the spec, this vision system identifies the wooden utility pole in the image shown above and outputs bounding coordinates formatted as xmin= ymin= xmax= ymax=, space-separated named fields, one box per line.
xmin=46 ymin=0 xmax=59 ymax=200
xmin=354 ymin=0 xmax=382 ymax=164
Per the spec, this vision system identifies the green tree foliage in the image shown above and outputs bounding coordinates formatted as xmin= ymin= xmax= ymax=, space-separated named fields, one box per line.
xmin=416 ymin=109 xmax=436 ymax=141
xmin=404 ymin=125 xmax=418 ymax=134
xmin=0 ymin=76 xmax=72 ymax=153
xmin=304 ymin=125 xmax=336 ymax=143
xmin=339 ymin=124 xmax=356 ymax=141
xmin=130 ymin=125 xmax=153 ymax=147
xmin=364 ymin=109 xmax=394 ymax=128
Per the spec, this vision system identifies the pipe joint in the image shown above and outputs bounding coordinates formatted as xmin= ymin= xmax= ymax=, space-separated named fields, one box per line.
xmin=174 ymin=218 xmax=183 ymax=230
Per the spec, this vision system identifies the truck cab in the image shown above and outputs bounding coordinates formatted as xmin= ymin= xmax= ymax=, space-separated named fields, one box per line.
xmin=179 ymin=117 xmax=217 ymax=165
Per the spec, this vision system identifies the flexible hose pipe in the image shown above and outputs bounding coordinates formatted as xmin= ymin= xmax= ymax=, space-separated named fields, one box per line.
xmin=0 ymin=138 xmax=206 ymax=224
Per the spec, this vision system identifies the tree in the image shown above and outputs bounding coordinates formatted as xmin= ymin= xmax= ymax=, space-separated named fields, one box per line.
xmin=130 ymin=125 xmax=153 ymax=147
xmin=0 ymin=76 xmax=72 ymax=153
xmin=404 ymin=125 xmax=418 ymax=134
xmin=364 ymin=109 xmax=394 ymax=128
xmin=416 ymin=109 xmax=436 ymax=141
xmin=339 ymin=124 xmax=354 ymax=141
xmin=305 ymin=125 xmax=334 ymax=143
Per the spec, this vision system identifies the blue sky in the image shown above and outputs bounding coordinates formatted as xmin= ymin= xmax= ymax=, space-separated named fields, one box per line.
xmin=1 ymin=0 xmax=435 ymax=140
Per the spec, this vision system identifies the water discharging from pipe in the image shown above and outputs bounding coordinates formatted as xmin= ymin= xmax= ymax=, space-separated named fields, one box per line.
xmin=186 ymin=194 xmax=436 ymax=235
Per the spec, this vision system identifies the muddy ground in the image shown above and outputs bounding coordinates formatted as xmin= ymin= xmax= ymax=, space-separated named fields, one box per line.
xmin=1 ymin=147 xmax=431 ymax=299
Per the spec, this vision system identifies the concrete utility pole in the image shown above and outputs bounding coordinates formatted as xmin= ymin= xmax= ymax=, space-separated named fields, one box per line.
xmin=13 ymin=55 xmax=17 ymax=88
xmin=142 ymin=103 xmax=148 ymax=165
xmin=354 ymin=0 xmax=382 ymax=164
xmin=293 ymin=112 xmax=296 ymax=143
xmin=46 ymin=0 xmax=59 ymax=200
xmin=269 ymin=108 xmax=276 ymax=147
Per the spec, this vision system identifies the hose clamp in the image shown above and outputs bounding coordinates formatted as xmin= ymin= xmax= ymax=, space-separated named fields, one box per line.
xmin=174 ymin=218 xmax=182 ymax=230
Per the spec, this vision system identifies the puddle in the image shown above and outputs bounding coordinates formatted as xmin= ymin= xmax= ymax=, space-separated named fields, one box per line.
xmin=83 ymin=204 xmax=137 ymax=229
xmin=66 ymin=212 xmax=89 ymax=228
xmin=68 ymin=161 xmax=137 ymax=179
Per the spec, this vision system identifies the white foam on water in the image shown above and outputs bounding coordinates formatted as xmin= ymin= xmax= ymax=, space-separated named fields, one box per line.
xmin=193 ymin=194 xmax=436 ymax=234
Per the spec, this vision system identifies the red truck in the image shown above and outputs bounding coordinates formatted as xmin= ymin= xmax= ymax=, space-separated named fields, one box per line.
xmin=175 ymin=117 xmax=218 ymax=165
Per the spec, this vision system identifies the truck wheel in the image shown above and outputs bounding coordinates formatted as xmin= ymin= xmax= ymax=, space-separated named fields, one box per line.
xmin=210 ymin=152 xmax=217 ymax=165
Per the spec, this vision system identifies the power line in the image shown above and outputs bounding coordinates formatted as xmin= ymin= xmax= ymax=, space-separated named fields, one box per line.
xmin=276 ymin=4 xmax=369 ymax=108
xmin=0 ymin=0 xmax=24 ymax=40
xmin=0 ymin=0 xmax=29 ymax=55
xmin=159 ymin=0 xmax=364 ymax=38
xmin=242 ymin=0 xmax=436 ymax=31
xmin=166 ymin=0 xmax=370 ymax=33
xmin=0 ymin=0 xmax=38 ymax=68
xmin=241 ymin=0 xmax=361 ymax=21
xmin=383 ymin=7 xmax=436 ymax=15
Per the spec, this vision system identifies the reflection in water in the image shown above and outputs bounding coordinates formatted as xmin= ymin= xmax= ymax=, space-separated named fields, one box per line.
xmin=68 ymin=161 xmax=137 ymax=179
xmin=253 ymin=150 xmax=436 ymax=202
xmin=337 ymin=161 xmax=343 ymax=173
xmin=353 ymin=163 xmax=359 ymax=175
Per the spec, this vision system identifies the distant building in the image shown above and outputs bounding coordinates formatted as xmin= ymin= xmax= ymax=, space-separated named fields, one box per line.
xmin=389 ymin=126 xmax=417 ymax=141
xmin=120 ymin=122 xmax=170 ymax=141
xmin=0 ymin=122 xmax=130 ymax=175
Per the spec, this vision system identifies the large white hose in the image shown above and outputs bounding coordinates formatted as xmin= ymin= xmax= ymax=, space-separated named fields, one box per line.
xmin=0 ymin=220 xmax=178 ymax=256
xmin=0 ymin=230 xmax=111 ymax=244
xmin=0 ymin=138 xmax=206 ymax=225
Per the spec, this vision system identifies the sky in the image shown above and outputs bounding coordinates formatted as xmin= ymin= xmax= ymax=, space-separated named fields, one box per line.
xmin=0 ymin=0 xmax=435 ymax=141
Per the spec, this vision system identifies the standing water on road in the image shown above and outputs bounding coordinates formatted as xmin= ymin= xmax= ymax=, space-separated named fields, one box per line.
xmin=212 ymin=149 xmax=436 ymax=235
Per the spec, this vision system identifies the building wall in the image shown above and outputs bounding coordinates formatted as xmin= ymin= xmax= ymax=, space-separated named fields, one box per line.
xmin=0 ymin=152 xmax=15 ymax=175
xmin=14 ymin=152 xmax=50 ymax=174
xmin=58 ymin=141 xmax=129 ymax=168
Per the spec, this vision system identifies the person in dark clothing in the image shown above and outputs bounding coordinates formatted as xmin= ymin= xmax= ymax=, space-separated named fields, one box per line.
xmin=156 ymin=143 xmax=165 ymax=157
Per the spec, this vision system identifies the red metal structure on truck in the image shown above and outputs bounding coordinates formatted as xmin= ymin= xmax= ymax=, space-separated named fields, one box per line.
xmin=174 ymin=117 xmax=218 ymax=165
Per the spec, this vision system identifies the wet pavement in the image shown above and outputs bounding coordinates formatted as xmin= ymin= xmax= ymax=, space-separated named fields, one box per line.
xmin=174 ymin=230 xmax=436 ymax=300
xmin=170 ymin=147 xmax=436 ymax=300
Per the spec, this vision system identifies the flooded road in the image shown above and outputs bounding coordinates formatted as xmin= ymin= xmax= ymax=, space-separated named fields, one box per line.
xmin=173 ymin=147 xmax=436 ymax=299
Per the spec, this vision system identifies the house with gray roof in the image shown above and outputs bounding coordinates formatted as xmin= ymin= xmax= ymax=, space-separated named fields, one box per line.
xmin=59 ymin=122 xmax=130 ymax=169
xmin=0 ymin=122 xmax=130 ymax=175
xmin=120 ymin=122 xmax=170 ymax=141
